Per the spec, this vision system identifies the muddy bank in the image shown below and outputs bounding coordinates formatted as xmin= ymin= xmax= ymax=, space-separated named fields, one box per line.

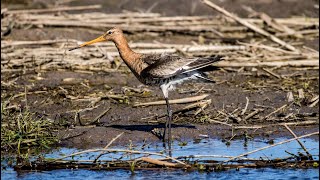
xmin=2 ymin=68 xmax=318 ymax=149
xmin=1 ymin=0 xmax=319 ymax=151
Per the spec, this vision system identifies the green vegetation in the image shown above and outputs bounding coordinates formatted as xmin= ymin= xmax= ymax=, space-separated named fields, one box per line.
xmin=1 ymin=100 xmax=59 ymax=155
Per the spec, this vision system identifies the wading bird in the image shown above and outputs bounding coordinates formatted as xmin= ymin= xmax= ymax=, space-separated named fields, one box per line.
xmin=69 ymin=27 xmax=222 ymax=154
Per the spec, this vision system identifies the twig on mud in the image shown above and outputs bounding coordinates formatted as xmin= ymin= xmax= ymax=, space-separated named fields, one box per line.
xmin=8 ymin=5 xmax=102 ymax=14
xmin=222 ymin=131 xmax=319 ymax=164
xmin=208 ymin=119 xmax=233 ymax=126
xmin=133 ymin=94 xmax=209 ymax=107
xmin=72 ymin=94 xmax=128 ymax=103
xmin=87 ymin=107 xmax=111 ymax=125
xmin=193 ymin=99 xmax=211 ymax=115
xmin=93 ymin=132 xmax=124 ymax=163
xmin=242 ymin=5 xmax=302 ymax=38
xmin=243 ymin=108 xmax=264 ymax=121
xmin=61 ymin=131 xmax=87 ymax=141
xmin=261 ymin=68 xmax=282 ymax=79
xmin=163 ymin=99 xmax=212 ymax=118
xmin=309 ymin=95 xmax=319 ymax=107
xmin=240 ymin=41 xmax=304 ymax=55
xmin=234 ymin=120 xmax=318 ymax=129
xmin=201 ymin=0 xmax=298 ymax=52
xmin=217 ymin=110 xmax=242 ymax=124
xmin=1 ymin=39 xmax=78 ymax=48
xmin=283 ymin=124 xmax=313 ymax=160
xmin=215 ymin=60 xmax=319 ymax=67
xmin=241 ymin=97 xmax=249 ymax=115
xmin=11 ymin=91 xmax=47 ymax=100
xmin=262 ymin=104 xmax=288 ymax=120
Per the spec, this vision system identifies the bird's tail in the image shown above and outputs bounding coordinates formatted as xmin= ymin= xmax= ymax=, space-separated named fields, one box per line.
xmin=182 ymin=55 xmax=223 ymax=74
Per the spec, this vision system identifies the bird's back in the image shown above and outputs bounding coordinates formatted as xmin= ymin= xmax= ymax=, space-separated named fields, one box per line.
xmin=140 ymin=54 xmax=222 ymax=86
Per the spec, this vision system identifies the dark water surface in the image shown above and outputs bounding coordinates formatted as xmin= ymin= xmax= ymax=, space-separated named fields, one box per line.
xmin=2 ymin=137 xmax=319 ymax=180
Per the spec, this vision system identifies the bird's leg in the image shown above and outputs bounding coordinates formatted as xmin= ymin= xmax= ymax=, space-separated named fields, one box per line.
xmin=165 ymin=97 xmax=173 ymax=157
xmin=161 ymin=98 xmax=169 ymax=142
xmin=160 ymin=85 xmax=172 ymax=156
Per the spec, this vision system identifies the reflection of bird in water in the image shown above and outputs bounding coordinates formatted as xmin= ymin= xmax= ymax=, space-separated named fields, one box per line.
xmin=69 ymin=27 xmax=222 ymax=156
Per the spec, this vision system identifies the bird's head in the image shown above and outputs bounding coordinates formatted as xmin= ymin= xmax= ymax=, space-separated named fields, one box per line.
xmin=69 ymin=27 xmax=123 ymax=51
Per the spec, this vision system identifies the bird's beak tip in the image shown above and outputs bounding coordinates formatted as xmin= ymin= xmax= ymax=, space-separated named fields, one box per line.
xmin=69 ymin=46 xmax=81 ymax=51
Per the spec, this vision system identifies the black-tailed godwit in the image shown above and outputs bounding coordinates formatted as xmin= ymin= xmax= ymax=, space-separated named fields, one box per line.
xmin=69 ymin=27 xmax=222 ymax=155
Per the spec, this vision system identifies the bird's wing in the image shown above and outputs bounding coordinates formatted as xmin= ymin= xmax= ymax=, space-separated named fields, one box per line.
xmin=142 ymin=53 xmax=178 ymax=65
xmin=141 ymin=54 xmax=221 ymax=79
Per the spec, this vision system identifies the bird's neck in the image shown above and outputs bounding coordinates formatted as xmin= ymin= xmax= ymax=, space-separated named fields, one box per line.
xmin=113 ymin=36 xmax=144 ymax=75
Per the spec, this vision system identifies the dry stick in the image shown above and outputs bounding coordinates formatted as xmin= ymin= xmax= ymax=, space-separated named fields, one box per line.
xmin=222 ymin=131 xmax=319 ymax=163
xmin=234 ymin=120 xmax=317 ymax=129
xmin=51 ymin=148 xmax=187 ymax=166
xmin=262 ymin=104 xmax=287 ymax=120
xmin=87 ymin=107 xmax=111 ymax=125
xmin=309 ymin=95 xmax=319 ymax=103
xmin=194 ymin=100 xmax=211 ymax=115
xmin=140 ymin=157 xmax=178 ymax=167
xmin=73 ymin=94 xmax=128 ymax=102
xmin=241 ymin=97 xmax=249 ymax=115
xmin=133 ymin=94 xmax=209 ymax=107
xmin=2 ymin=40 xmax=246 ymax=52
xmin=245 ymin=17 xmax=319 ymax=26
xmin=175 ymin=154 xmax=257 ymax=160
xmin=11 ymin=91 xmax=47 ymax=100
xmin=242 ymin=5 xmax=301 ymax=38
xmin=243 ymin=109 xmax=264 ymax=121
xmin=208 ymin=119 xmax=232 ymax=126
xmin=1 ymin=39 xmax=78 ymax=48
xmin=283 ymin=124 xmax=313 ymax=160
xmin=93 ymin=132 xmax=124 ymax=163
xmin=201 ymin=0 xmax=298 ymax=52
xmin=261 ymin=68 xmax=281 ymax=79
xmin=152 ymin=99 xmax=212 ymax=120
xmin=142 ymin=101 xmax=209 ymax=121
xmin=12 ymin=11 xmax=319 ymax=25
xmin=8 ymin=5 xmax=102 ymax=14
xmin=215 ymin=60 xmax=319 ymax=67
xmin=309 ymin=96 xmax=319 ymax=107
xmin=236 ymin=41 xmax=299 ymax=55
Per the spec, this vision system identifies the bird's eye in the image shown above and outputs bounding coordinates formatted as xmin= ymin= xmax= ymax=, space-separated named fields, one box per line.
xmin=108 ymin=31 xmax=113 ymax=35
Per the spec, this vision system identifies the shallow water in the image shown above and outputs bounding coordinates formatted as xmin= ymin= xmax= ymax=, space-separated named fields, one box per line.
xmin=2 ymin=137 xmax=319 ymax=180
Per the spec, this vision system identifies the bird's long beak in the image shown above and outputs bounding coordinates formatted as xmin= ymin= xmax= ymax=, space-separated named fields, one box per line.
xmin=69 ymin=35 xmax=105 ymax=51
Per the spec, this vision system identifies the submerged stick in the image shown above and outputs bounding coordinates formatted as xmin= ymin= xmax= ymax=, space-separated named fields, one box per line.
xmin=93 ymin=132 xmax=124 ymax=163
xmin=222 ymin=131 xmax=319 ymax=163
xmin=133 ymin=94 xmax=209 ymax=107
xmin=283 ymin=124 xmax=313 ymax=160
xmin=140 ymin=157 xmax=178 ymax=167
xmin=50 ymin=148 xmax=187 ymax=166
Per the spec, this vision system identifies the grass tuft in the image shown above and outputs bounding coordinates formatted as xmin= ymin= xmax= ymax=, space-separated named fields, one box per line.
xmin=1 ymin=100 xmax=59 ymax=155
